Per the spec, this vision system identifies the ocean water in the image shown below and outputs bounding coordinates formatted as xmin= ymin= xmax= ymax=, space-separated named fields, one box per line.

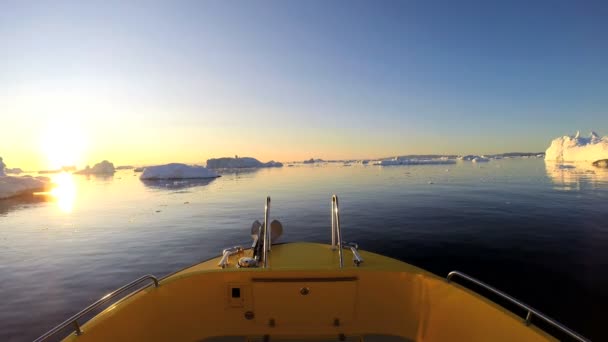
xmin=1 ymin=159 xmax=606 ymax=341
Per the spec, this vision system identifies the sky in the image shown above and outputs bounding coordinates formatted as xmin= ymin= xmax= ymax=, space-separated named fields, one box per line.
xmin=1 ymin=0 xmax=607 ymax=170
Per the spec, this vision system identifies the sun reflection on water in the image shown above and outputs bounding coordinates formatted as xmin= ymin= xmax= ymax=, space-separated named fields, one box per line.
xmin=50 ymin=173 xmax=77 ymax=213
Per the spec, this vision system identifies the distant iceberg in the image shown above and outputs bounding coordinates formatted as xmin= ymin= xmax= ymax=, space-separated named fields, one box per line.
xmin=303 ymin=158 xmax=324 ymax=164
xmin=373 ymin=157 xmax=456 ymax=166
xmin=140 ymin=163 xmax=219 ymax=180
xmin=75 ymin=160 xmax=116 ymax=175
xmin=458 ymin=155 xmax=490 ymax=162
xmin=472 ymin=157 xmax=490 ymax=163
xmin=545 ymin=131 xmax=608 ymax=162
xmin=206 ymin=157 xmax=282 ymax=169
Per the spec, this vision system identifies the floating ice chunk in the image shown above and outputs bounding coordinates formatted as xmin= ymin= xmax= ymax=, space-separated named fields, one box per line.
xmin=206 ymin=157 xmax=282 ymax=169
xmin=0 ymin=157 xmax=5 ymax=176
xmin=75 ymin=160 xmax=116 ymax=175
xmin=472 ymin=157 xmax=490 ymax=163
xmin=0 ymin=176 xmax=49 ymax=199
xmin=545 ymin=131 xmax=608 ymax=162
xmin=140 ymin=163 xmax=219 ymax=180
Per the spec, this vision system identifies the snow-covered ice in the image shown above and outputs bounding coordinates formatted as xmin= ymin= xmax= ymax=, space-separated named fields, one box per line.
xmin=0 ymin=157 xmax=48 ymax=199
xmin=140 ymin=163 xmax=219 ymax=180
xmin=206 ymin=157 xmax=283 ymax=169
xmin=545 ymin=131 xmax=608 ymax=162
xmin=75 ymin=160 xmax=116 ymax=175
xmin=0 ymin=175 xmax=49 ymax=199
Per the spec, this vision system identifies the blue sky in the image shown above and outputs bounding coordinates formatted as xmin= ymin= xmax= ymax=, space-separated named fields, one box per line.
xmin=1 ymin=1 xmax=607 ymax=168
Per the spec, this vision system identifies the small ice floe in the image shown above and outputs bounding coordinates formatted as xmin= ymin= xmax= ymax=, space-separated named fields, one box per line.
xmin=75 ymin=160 xmax=116 ymax=175
xmin=140 ymin=163 xmax=219 ymax=180
xmin=206 ymin=156 xmax=282 ymax=169
xmin=134 ymin=167 xmax=145 ymax=172
xmin=545 ymin=131 xmax=608 ymax=162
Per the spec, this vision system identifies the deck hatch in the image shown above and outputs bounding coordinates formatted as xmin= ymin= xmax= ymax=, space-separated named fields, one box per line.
xmin=252 ymin=279 xmax=358 ymax=326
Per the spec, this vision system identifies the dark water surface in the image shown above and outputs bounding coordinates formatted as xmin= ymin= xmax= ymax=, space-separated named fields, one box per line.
xmin=1 ymin=159 xmax=607 ymax=341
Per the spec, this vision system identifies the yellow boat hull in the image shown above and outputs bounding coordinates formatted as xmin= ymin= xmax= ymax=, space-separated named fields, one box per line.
xmin=62 ymin=242 xmax=556 ymax=341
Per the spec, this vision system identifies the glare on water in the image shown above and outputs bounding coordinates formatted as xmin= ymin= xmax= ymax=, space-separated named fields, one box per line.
xmin=49 ymin=172 xmax=77 ymax=213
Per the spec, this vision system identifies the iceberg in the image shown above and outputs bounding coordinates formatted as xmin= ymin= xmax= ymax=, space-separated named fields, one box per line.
xmin=0 ymin=157 xmax=5 ymax=176
xmin=0 ymin=176 xmax=50 ymax=199
xmin=472 ymin=157 xmax=490 ymax=163
xmin=75 ymin=160 xmax=116 ymax=175
xmin=545 ymin=131 xmax=608 ymax=162
xmin=206 ymin=157 xmax=283 ymax=169
xmin=140 ymin=163 xmax=219 ymax=180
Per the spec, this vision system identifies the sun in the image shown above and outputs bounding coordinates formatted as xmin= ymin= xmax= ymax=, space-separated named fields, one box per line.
xmin=40 ymin=122 xmax=88 ymax=170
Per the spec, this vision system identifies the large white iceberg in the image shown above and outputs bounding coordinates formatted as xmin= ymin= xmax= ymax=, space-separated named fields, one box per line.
xmin=140 ymin=163 xmax=219 ymax=180
xmin=206 ymin=157 xmax=282 ymax=169
xmin=373 ymin=157 xmax=456 ymax=166
xmin=75 ymin=160 xmax=116 ymax=175
xmin=0 ymin=176 xmax=50 ymax=199
xmin=0 ymin=157 xmax=50 ymax=199
xmin=545 ymin=131 xmax=608 ymax=162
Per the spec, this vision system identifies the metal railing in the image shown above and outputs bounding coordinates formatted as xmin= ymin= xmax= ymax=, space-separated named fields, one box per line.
xmin=331 ymin=195 xmax=364 ymax=267
xmin=34 ymin=275 xmax=159 ymax=342
xmin=446 ymin=271 xmax=590 ymax=342
xmin=263 ymin=196 xmax=271 ymax=268
xmin=331 ymin=194 xmax=344 ymax=268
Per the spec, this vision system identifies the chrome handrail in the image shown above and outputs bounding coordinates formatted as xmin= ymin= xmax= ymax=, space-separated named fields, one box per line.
xmin=34 ymin=275 xmax=159 ymax=342
xmin=447 ymin=271 xmax=590 ymax=342
xmin=263 ymin=196 xmax=270 ymax=268
xmin=331 ymin=195 xmax=344 ymax=268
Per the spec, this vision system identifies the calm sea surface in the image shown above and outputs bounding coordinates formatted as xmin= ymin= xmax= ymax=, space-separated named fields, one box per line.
xmin=1 ymin=159 xmax=607 ymax=341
